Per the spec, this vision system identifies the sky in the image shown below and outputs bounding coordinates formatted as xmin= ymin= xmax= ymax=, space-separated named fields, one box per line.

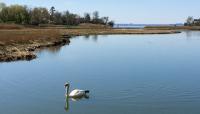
xmin=1 ymin=0 xmax=200 ymax=24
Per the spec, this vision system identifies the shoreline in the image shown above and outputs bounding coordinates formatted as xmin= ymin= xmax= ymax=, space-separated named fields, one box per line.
xmin=0 ymin=28 xmax=181 ymax=62
xmin=144 ymin=26 xmax=200 ymax=31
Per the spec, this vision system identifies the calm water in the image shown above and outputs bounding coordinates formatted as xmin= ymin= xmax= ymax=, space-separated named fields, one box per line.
xmin=1 ymin=31 xmax=200 ymax=114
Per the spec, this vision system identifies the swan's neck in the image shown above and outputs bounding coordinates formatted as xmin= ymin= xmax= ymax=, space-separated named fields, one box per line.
xmin=65 ymin=96 xmax=69 ymax=111
xmin=66 ymin=85 xmax=70 ymax=96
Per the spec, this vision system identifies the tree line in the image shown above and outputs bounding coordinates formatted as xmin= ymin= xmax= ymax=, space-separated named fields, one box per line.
xmin=185 ymin=16 xmax=200 ymax=26
xmin=0 ymin=3 xmax=114 ymax=27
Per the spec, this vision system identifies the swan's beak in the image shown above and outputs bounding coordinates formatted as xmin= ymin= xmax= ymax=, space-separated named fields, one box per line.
xmin=64 ymin=83 xmax=69 ymax=88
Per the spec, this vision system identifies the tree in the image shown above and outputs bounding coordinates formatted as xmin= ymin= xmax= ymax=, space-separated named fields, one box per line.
xmin=30 ymin=7 xmax=50 ymax=25
xmin=186 ymin=16 xmax=194 ymax=26
xmin=0 ymin=2 xmax=6 ymax=11
xmin=92 ymin=11 xmax=99 ymax=24
xmin=0 ymin=3 xmax=6 ymax=22
xmin=0 ymin=5 xmax=30 ymax=24
xmin=108 ymin=21 xmax=114 ymax=27
xmin=0 ymin=6 xmax=9 ymax=22
xmin=102 ymin=17 xmax=109 ymax=25
xmin=50 ymin=6 xmax=55 ymax=23
xmin=13 ymin=5 xmax=30 ymax=24
xmin=0 ymin=3 xmax=114 ymax=26
xmin=84 ymin=13 xmax=91 ymax=23
xmin=196 ymin=19 xmax=200 ymax=26
xmin=61 ymin=11 xmax=80 ymax=25
xmin=54 ymin=11 xmax=62 ymax=24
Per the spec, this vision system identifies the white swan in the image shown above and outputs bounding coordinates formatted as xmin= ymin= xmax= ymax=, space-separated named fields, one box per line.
xmin=64 ymin=83 xmax=90 ymax=98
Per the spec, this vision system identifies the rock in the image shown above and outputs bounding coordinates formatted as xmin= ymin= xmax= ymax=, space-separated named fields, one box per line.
xmin=62 ymin=34 xmax=71 ymax=38
xmin=0 ymin=51 xmax=4 ymax=55
xmin=0 ymin=42 xmax=5 ymax=46
xmin=25 ymin=53 xmax=36 ymax=61
xmin=26 ymin=47 xmax=35 ymax=51
xmin=11 ymin=47 xmax=20 ymax=52
xmin=0 ymin=51 xmax=37 ymax=62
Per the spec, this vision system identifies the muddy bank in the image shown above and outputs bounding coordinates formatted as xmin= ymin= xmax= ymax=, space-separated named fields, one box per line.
xmin=0 ymin=38 xmax=70 ymax=62
xmin=0 ymin=29 xmax=70 ymax=62
xmin=0 ymin=28 xmax=180 ymax=62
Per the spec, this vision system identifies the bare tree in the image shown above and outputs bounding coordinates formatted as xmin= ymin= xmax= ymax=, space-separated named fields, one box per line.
xmin=54 ymin=11 xmax=62 ymax=24
xmin=92 ymin=11 xmax=99 ymax=23
xmin=108 ymin=21 xmax=115 ymax=27
xmin=30 ymin=7 xmax=50 ymax=25
xmin=102 ymin=17 xmax=109 ymax=24
xmin=0 ymin=2 xmax=6 ymax=11
xmin=50 ymin=6 xmax=55 ymax=23
xmin=186 ymin=16 xmax=194 ymax=26
xmin=84 ymin=13 xmax=91 ymax=23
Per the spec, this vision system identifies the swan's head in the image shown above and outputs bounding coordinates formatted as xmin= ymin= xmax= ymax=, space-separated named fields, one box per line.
xmin=64 ymin=83 xmax=70 ymax=88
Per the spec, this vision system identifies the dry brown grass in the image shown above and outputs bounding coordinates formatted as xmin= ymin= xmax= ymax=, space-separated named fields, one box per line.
xmin=78 ymin=23 xmax=111 ymax=29
xmin=0 ymin=24 xmax=24 ymax=29
xmin=0 ymin=29 xmax=61 ymax=45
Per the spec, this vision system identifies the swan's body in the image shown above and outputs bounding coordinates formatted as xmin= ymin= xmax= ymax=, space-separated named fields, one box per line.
xmin=64 ymin=83 xmax=89 ymax=98
xmin=69 ymin=89 xmax=87 ymax=98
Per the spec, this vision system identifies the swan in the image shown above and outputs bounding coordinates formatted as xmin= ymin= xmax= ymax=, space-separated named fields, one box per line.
xmin=64 ymin=82 xmax=90 ymax=98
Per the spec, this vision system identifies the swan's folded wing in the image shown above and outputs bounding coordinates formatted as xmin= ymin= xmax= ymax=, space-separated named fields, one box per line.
xmin=69 ymin=89 xmax=85 ymax=97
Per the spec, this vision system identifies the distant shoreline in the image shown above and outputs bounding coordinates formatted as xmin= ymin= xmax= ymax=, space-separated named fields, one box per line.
xmin=114 ymin=24 xmax=184 ymax=29
xmin=144 ymin=25 xmax=200 ymax=30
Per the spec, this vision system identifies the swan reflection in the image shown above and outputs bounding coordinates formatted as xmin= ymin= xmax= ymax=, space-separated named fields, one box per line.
xmin=64 ymin=94 xmax=90 ymax=112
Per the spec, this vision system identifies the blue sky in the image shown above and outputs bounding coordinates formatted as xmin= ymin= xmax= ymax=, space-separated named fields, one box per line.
xmin=1 ymin=0 xmax=200 ymax=24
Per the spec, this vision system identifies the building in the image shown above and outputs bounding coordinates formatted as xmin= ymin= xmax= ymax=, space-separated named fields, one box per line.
xmin=193 ymin=19 xmax=200 ymax=25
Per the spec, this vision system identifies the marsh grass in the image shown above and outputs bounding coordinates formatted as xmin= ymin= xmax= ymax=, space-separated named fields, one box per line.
xmin=0 ymin=29 xmax=61 ymax=45
xmin=0 ymin=24 xmax=24 ymax=29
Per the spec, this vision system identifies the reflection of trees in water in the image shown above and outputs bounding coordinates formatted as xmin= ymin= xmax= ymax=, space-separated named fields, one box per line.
xmin=185 ymin=31 xmax=192 ymax=38
xmin=44 ymin=46 xmax=62 ymax=53
xmin=84 ymin=35 xmax=90 ymax=39
xmin=92 ymin=35 xmax=98 ymax=42
xmin=83 ymin=35 xmax=98 ymax=42
xmin=83 ymin=35 xmax=108 ymax=42
xmin=36 ymin=39 xmax=71 ymax=54
xmin=185 ymin=31 xmax=200 ymax=40
xmin=83 ymin=35 xmax=98 ymax=41
xmin=75 ymin=35 xmax=111 ymax=43
xmin=37 ymin=45 xmax=69 ymax=54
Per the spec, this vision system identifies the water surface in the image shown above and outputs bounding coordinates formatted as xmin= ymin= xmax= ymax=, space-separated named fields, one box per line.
xmin=1 ymin=31 xmax=200 ymax=114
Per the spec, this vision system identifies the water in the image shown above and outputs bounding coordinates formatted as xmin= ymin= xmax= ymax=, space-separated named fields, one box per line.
xmin=114 ymin=24 xmax=145 ymax=28
xmin=114 ymin=24 xmax=184 ymax=29
xmin=1 ymin=31 xmax=200 ymax=114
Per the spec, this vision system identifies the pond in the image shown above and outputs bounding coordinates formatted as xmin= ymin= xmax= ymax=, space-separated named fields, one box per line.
xmin=1 ymin=31 xmax=200 ymax=114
